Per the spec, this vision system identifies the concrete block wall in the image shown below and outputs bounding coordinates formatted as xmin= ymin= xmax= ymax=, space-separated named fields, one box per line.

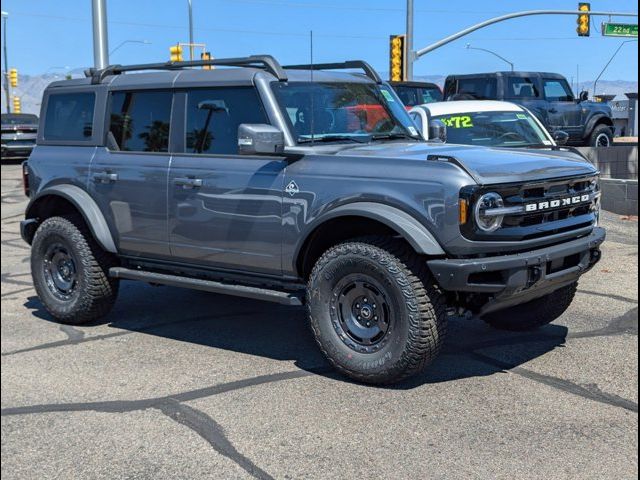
xmin=599 ymin=178 xmax=638 ymax=216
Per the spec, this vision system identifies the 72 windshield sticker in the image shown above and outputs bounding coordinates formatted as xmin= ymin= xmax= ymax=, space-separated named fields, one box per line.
xmin=440 ymin=115 xmax=474 ymax=128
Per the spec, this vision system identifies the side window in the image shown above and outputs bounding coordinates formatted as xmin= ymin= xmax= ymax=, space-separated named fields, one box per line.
xmin=456 ymin=78 xmax=497 ymax=100
xmin=43 ymin=92 xmax=95 ymax=141
xmin=506 ymin=77 xmax=540 ymax=99
xmin=185 ymin=87 xmax=268 ymax=155
xmin=108 ymin=90 xmax=173 ymax=152
xmin=543 ymin=79 xmax=575 ymax=102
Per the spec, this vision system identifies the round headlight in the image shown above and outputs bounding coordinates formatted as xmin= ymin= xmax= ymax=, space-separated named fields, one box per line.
xmin=475 ymin=192 xmax=504 ymax=232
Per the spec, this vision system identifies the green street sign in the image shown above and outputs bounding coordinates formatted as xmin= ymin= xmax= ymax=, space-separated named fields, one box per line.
xmin=602 ymin=22 xmax=638 ymax=38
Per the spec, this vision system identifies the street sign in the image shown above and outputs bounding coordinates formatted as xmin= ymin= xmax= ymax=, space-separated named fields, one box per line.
xmin=602 ymin=22 xmax=638 ymax=37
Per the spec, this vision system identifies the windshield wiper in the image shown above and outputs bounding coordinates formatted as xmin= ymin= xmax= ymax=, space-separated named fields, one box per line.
xmin=297 ymin=135 xmax=371 ymax=144
xmin=371 ymin=133 xmax=419 ymax=141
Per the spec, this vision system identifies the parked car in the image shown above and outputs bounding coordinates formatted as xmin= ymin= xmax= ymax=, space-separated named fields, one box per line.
xmin=444 ymin=72 xmax=614 ymax=147
xmin=389 ymin=81 xmax=443 ymax=108
xmin=21 ymin=56 xmax=604 ymax=384
xmin=1 ymin=113 xmax=38 ymax=161
xmin=409 ymin=100 xmax=571 ymax=148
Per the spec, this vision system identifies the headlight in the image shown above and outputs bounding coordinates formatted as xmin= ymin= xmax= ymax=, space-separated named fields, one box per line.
xmin=475 ymin=192 xmax=505 ymax=232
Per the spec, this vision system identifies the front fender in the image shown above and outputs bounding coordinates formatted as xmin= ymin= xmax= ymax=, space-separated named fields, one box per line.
xmin=583 ymin=113 xmax=614 ymax=138
xmin=25 ymin=184 xmax=117 ymax=253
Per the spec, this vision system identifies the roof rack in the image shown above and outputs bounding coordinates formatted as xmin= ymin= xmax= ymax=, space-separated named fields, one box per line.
xmin=283 ymin=60 xmax=382 ymax=84
xmin=84 ymin=55 xmax=288 ymax=84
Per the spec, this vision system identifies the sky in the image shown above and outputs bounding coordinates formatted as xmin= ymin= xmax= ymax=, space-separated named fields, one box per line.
xmin=1 ymin=0 xmax=638 ymax=84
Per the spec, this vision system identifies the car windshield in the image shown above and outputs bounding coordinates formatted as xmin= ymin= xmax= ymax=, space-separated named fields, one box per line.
xmin=1 ymin=114 xmax=38 ymax=125
xmin=271 ymin=81 xmax=421 ymax=144
xmin=431 ymin=110 xmax=551 ymax=148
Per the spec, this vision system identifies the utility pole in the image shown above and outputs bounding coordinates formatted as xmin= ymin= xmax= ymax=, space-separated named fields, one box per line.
xmin=91 ymin=0 xmax=110 ymax=69
xmin=405 ymin=0 xmax=414 ymax=80
xmin=2 ymin=11 xmax=10 ymax=113
xmin=188 ymin=0 xmax=195 ymax=61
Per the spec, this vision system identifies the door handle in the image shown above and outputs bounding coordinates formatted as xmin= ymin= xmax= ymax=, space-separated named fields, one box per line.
xmin=93 ymin=171 xmax=118 ymax=184
xmin=174 ymin=177 xmax=203 ymax=189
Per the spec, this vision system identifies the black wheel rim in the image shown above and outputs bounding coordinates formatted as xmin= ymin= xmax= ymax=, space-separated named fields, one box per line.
xmin=330 ymin=274 xmax=392 ymax=353
xmin=42 ymin=242 xmax=77 ymax=301
xmin=596 ymin=133 xmax=610 ymax=147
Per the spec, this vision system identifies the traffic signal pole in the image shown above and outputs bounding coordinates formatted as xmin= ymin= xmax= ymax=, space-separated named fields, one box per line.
xmin=2 ymin=13 xmax=10 ymax=113
xmin=412 ymin=10 xmax=638 ymax=60
xmin=405 ymin=0 xmax=414 ymax=81
xmin=91 ymin=0 xmax=110 ymax=69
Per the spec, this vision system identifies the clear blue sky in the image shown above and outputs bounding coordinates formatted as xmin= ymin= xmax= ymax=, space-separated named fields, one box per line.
xmin=1 ymin=0 xmax=638 ymax=83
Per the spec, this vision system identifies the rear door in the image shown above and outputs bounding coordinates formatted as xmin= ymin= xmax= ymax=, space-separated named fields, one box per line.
xmin=541 ymin=77 xmax=583 ymax=140
xmin=89 ymin=89 xmax=173 ymax=257
xmin=168 ymin=86 xmax=286 ymax=276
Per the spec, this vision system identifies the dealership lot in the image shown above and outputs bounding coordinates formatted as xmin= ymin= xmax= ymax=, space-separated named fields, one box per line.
xmin=1 ymin=162 xmax=637 ymax=479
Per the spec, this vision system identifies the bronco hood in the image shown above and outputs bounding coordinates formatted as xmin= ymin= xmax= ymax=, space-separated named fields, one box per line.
xmin=333 ymin=142 xmax=597 ymax=185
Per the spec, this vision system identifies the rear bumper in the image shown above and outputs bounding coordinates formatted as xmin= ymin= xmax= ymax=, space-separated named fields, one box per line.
xmin=428 ymin=227 xmax=605 ymax=314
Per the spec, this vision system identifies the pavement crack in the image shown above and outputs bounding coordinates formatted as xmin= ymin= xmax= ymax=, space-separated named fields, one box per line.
xmin=0 ymin=286 xmax=33 ymax=299
xmin=577 ymin=289 xmax=638 ymax=305
xmin=469 ymin=352 xmax=638 ymax=413
xmin=156 ymin=399 xmax=275 ymax=480
xmin=569 ymin=306 xmax=638 ymax=339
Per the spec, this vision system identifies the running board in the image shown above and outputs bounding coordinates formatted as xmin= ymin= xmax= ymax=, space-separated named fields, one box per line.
xmin=109 ymin=267 xmax=304 ymax=306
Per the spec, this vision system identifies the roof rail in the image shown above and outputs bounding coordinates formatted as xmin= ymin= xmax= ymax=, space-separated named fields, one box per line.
xmin=283 ymin=60 xmax=382 ymax=84
xmin=84 ymin=55 xmax=288 ymax=84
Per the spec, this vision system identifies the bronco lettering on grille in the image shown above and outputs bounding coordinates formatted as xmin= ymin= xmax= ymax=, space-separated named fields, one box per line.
xmin=525 ymin=194 xmax=590 ymax=212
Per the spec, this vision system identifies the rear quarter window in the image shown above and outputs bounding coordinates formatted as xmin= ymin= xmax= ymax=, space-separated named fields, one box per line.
xmin=43 ymin=92 xmax=95 ymax=141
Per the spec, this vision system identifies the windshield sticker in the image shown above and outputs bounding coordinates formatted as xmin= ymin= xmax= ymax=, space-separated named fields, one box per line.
xmin=543 ymin=140 xmax=553 ymax=145
xmin=407 ymin=126 xmax=418 ymax=136
xmin=516 ymin=113 xmax=528 ymax=120
xmin=441 ymin=116 xmax=474 ymax=128
xmin=381 ymin=90 xmax=395 ymax=102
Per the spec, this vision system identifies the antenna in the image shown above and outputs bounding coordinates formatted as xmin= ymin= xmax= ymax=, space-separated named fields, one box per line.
xmin=310 ymin=30 xmax=315 ymax=145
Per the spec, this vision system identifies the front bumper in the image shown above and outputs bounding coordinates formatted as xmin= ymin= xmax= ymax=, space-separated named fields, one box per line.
xmin=1 ymin=143 xmax=35 ymax=159
xmin=428 ymin=227 xmax=605 ymax=314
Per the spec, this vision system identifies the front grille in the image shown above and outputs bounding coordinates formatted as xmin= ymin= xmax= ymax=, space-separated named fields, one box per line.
xmin=463 ymin=174 xmax=599 ymax=241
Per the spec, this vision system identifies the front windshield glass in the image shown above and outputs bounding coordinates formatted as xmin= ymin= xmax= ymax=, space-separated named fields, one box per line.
xmin=431 ymin=110 xmax=551 ymax=148
xmin=271 ymin=82 xmax=421 ymax=144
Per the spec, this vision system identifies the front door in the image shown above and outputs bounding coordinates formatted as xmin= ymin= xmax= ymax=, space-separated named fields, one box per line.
xmin=542 ymin=77 xmax=583 ymax=140
xmin=168 ymin=86 xmax=286 ymax=276
xmin=89 ymin=89 xmax=174 ymax=258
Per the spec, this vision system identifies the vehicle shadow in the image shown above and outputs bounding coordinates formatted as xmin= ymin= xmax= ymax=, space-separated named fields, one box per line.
xmin=24 ymin=280 xmax=568 ymax=389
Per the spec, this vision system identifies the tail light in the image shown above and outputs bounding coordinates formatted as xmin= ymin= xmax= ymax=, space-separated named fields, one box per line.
xmin=22 ymin=161 xmax=30 ymax=197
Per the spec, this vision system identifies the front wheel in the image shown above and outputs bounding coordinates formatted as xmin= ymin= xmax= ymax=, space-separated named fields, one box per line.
xmin=589 ymin=124 xmax=613 ymax=147
xmin=307 ymin=237 xmax=448 ymax=384
xmin=31 ymin=215 xmax=119 ymax=325
xmin=481 ymin=282 xmax=578 ymax=332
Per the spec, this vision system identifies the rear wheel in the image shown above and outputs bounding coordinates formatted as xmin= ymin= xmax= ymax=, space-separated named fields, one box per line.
xmin=589 ymin=124 xmax=613 ymax=147
xmin=481 ymin=282 xmax=577 ymax=332
xmin=307 ymin=237 xmax=448 ymax=384
xmin=31 ymin=215 xmax=119 ymax=325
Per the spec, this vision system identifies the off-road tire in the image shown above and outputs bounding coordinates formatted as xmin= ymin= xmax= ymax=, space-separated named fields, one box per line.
xmin=31 ymin=215 xmax=119 ymax=324
xmin=589 ymin=124 xmax=613 ymax=147
xmin=307 ymin=237 xmax=448 ymax=384
xmin=481 ymin=282 xmax=578 ymax=332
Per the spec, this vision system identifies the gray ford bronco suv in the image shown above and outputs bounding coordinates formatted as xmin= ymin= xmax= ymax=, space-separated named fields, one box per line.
xmin=21 ymin=56 xmax=605 ymax=384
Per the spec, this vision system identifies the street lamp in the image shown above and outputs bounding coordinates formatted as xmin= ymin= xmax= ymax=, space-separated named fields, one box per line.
xmin=109 ymin=39 xmax=151 ymax=57
xmin=592 ymin=39 xmax=638 ymax=97
xmin=465 ymin=43 xmax=514 ymax=71
xmin=2 ymin=10 xmax=10 ymax=113
xmin=187 ymin=0 xmax=194 ymax=61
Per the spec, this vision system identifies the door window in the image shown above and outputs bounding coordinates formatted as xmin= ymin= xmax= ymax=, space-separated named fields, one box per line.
xmin=185 ymin=87 xmax=268 ymax=155
xmin=543 ymin=79 xmax=575 ymax=102
xmin=108 ymin=90 xmax=173 ymax=152
xmin=506 ymin=77 xmax=540 ymax=99
xmin=43 ymin=92 xmax=95 ymax=141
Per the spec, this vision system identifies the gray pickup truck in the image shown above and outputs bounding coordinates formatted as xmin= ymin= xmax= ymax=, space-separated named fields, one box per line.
xmin=20 ymin=56 xmax=605 ymax=384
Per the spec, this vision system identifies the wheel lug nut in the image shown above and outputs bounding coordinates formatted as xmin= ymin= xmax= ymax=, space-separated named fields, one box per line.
xmin=356 ymin=304 xmax=360 ymax=308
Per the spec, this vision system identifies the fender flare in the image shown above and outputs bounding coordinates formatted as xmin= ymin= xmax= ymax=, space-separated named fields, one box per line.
xmin=298 ymin=202 xmax=445 ymax=258
xmin=583 ymin=114 xmax=614 ymax=138
xmin=25 ymin=184 xmax=117 ymax=253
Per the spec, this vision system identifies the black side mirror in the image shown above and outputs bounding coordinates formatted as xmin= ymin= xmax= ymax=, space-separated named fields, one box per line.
xmin=553 ymin=130 xmax=570 ymax=146
xmin=428 ymin=119 xmax=447 ymax=143
xmin=578 ymin=91 xmax=589 ymax=103
xmin=238 ymin=124 xmax=285 ymax=155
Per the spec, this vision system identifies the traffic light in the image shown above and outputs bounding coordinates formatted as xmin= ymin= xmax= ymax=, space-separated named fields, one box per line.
xmin=577 ymin=3 xmax=591 ymax=37
xmin=201 ymin=51 xmax=213 ymax=70
xmin=12 ymin=96 xmax=21 ymax=113
xmin=9 ymin=68 xmax=18 ymax=88
xmin=389 ymin=34 xmax=406 ymax=82
xmin=169 ymin=44 xmax=183 ymax=62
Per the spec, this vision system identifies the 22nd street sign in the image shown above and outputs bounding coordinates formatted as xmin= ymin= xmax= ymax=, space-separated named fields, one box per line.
xmin=602 ymin=22 xmax=638 ymax=38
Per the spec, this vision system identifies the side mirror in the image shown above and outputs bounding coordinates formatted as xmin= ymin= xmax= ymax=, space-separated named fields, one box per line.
xmin=578 ymin=91 xmax=589 ymax=103
xmin=428 ymin=119 xmax=447 ymax=143
xmin=238 ymin=124 xmax=285 ymax=155
xmin=553 ymin=130 xmax=570 ymax=146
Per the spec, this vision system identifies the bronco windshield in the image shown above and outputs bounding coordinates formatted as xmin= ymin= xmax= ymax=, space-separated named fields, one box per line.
xmin=271 ymin=82 xmax=421 ymax=144
xmin=432 ymin=110 xmax=552 ymax=148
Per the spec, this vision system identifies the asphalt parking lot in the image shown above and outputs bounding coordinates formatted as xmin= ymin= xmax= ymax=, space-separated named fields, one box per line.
xmin=1 ymin=161 xmax=637 ymax=480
